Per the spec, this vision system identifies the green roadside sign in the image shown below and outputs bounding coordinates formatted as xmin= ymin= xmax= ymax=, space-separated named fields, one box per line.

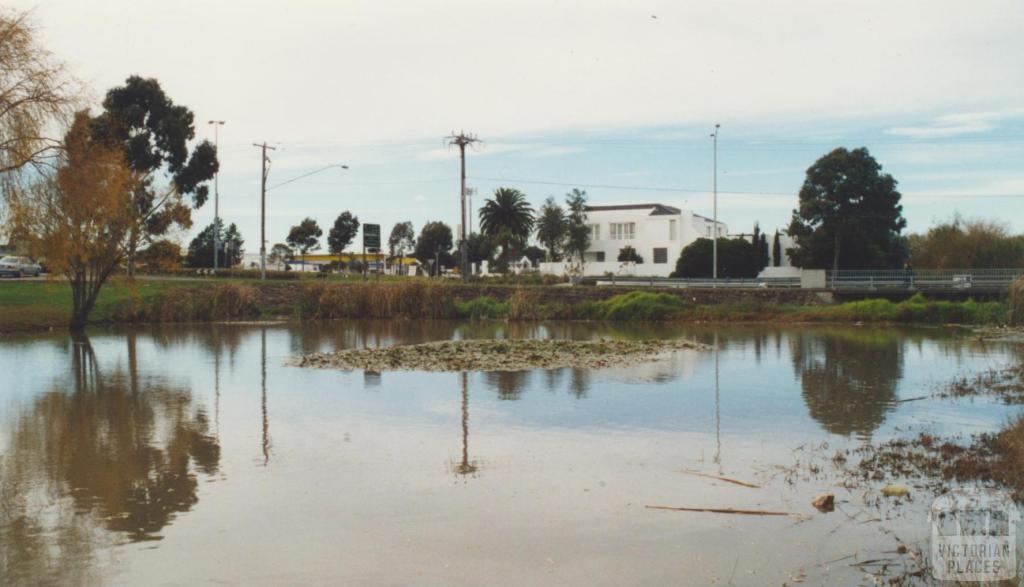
xmin=363 ymin=224 xmax=381 ymax=251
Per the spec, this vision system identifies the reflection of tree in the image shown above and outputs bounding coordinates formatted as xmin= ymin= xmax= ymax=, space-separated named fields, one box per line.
xmin=790 ymin=328 xmax=904 ymax=437
xmin=569 ymin=368 xmax=589 ymax=399
xmin=484 ymin=371 xmax=528 ymax=401
xmin=0 ymin=334 xmax=219 ymax=583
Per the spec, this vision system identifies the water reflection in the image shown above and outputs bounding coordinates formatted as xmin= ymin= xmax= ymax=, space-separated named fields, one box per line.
xmin=451 ymin=372 xmax=480 ymax=478
xmin=261 ymin=328 xmax=272 ymax=465
xmin=790 ymin=328 xmax=904 ymax=438
xmin=0 ymin=333 xmax=219 ymax=584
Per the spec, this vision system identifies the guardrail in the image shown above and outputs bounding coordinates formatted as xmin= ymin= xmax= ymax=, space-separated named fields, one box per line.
xmin=594 ymin=277 xmax=800 ymax=288
xmin=591 ymin=269 xmax=1023 ymax=292
xmin=826 ymin=269 xmax=1024 ymax=291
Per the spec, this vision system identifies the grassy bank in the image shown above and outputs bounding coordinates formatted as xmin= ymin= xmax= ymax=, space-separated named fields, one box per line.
xmin=0 ymin=278 xmax=1011 ymax=332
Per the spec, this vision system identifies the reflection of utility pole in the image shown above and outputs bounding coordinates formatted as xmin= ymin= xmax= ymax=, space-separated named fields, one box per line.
xmin=214 ymin=339 xmax=221 ymax=442
xmin=713 ymin=331 xmax=721 ymax=472
xmin=252 ymin=142 xmax=277 ymax=280
xmin=452 ymin=372 xmax=479 ymax=477
xmin=261 ymin=327 xmax=272 ymax=465
xmin=446 ymin=132 xmax=480 ymax=283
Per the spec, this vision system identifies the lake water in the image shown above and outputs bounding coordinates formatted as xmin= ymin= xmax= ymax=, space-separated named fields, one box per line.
xmin=1 ymin=321 xmax=1021 ymax=585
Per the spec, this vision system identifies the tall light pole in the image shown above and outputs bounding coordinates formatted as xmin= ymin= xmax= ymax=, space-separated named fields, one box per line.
xmin=209 ymin=120 xmax=225 ymax=270
xmin=257 ymin=162 xmax=349 ymax=280
xmin=710 ymin=124 xmax=720 ymax=283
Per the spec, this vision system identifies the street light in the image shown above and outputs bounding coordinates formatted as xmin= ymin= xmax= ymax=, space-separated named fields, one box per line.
xmin=208 ymin=120 xmax=225 ymax=270
xmin=257 ymin=162 xmax=349 ymax=280
xmin=710 ymin=123 xmax=720 ymax=284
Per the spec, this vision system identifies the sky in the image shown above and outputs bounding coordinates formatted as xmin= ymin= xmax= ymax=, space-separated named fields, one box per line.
xmin=12 ymin=0 xmax=1024 ymax=253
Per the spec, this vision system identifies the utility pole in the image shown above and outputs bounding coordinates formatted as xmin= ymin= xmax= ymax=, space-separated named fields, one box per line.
xmin=253 ymin=142 xmax=277 ymax=280
xmin=710 ymin=124 xmax=720 ymax=284
xmin=209 ymin=120 xmax=225 ymax=270
xmin=446 ymin=131 xmax=479 ymax=282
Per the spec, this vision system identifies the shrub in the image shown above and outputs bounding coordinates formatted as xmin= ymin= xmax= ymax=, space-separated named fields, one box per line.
xmin=508 ymin=288 xmax=542 ymax=320
xmin=592 ymin=291 xmax=686 ymax=321
xmin=455 ymin=297 xmax=508 ymax=320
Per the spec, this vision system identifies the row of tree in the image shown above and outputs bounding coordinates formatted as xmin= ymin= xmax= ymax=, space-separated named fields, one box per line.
xmin=254 ymin=186 xmax=593 ymax=277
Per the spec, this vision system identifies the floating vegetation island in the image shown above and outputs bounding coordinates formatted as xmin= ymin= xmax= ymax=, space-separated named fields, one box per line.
xmin=292 ymin=338 xmax=709 ymax=372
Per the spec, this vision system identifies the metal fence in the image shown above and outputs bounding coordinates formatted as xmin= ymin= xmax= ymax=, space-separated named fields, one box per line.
xmin=825 ymin=269 xmax=1024 ymax=291
xmin=592 ymin=269 xmax=1023 ymax=292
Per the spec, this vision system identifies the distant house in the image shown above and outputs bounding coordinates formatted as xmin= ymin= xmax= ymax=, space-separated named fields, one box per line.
xmin=540 ymin=203 xmax=728 ymax=278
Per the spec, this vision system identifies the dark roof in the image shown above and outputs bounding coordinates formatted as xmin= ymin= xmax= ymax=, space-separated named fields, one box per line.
xmin=584 ymin=203 xmax=681 ymax=215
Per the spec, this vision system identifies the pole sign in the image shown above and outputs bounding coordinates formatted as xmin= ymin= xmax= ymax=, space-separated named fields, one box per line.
xmin=363 ymin=224 xmax=381 ymax=252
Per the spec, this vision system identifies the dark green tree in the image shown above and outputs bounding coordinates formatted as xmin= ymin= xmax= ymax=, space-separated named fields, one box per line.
xmin=91 ymin=76 xmax=218 ymax=276
xmin=772 ymin=230 xmax=782 ymax=267
xmin=479 ymin=187 xmax=534 ymax=269
xmin=617 ymin=246 xmax=643 ymax=263
xmin=327 ymin=211 xmax=359 ymax=254
xmin=563 ymin=189 xmax=590 ymax=277
xmin=466 ymin=232 xmax=495 ymax=267
xmin=186 ymin=220 xmax=243 ymax=268
xmin=286 ymin=217 xmax=322 ymax=262
xmin=672 ymin=237 xmax=763 ymax=278
xmin=523 ymin=245 xmax=546 ymax=266
xmin=787 ymin=147 xmax=907 ymax=270
xmin=535 ymin=195 xmax=567 ymax=261
xmin=414 ymin=221 xmax=454 ymax=276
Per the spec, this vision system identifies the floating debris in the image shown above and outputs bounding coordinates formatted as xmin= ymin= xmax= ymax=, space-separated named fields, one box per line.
xmin=291 ymin=338 xmax=708 ymax=372
xmin=811 ymin=493 xmax=835 ymax=512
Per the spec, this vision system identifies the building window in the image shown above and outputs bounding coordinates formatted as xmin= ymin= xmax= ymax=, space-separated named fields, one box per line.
xmin=669 ymin=219 xmax=677 ymax=241
xmin=595 ymin=251 xmax=605 ymax=262
xmin=589 ymin=223 xmax=600 ymax=240
xmin=610 ymin=222 xmax=636 ymax=240
xmin=653 ymin=248 xmax=668 ymax=264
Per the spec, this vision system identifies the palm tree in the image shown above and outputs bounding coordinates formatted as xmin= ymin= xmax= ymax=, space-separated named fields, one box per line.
xmin=478 ymin=187 xmax=534 ymax=269
xmin=535 ymin=196 xmax=567 ymax=261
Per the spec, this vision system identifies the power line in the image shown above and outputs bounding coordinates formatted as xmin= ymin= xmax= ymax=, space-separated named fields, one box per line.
xmin=467 ymin=175 xmax=1024 ymax=199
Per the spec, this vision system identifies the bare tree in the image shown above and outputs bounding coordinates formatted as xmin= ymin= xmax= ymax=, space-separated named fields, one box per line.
xmin=0 ymin=9 xmax=76 ymax=176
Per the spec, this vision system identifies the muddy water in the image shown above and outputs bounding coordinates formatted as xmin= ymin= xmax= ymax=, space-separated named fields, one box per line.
xmin=0 ymin=321 xmax=1020 ymax=585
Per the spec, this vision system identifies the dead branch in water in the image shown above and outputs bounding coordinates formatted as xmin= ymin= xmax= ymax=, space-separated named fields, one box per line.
xmin=678 ymin=469 xmax=760 ymax=488
xmin=645 ymin=505 xmax=792 ymax=516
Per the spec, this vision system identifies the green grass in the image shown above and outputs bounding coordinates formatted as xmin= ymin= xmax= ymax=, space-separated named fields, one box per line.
xmin=799 ymin=293 xmax=1007 ymax=325
xmin=0 ymin=278 xmax=207 ymax=331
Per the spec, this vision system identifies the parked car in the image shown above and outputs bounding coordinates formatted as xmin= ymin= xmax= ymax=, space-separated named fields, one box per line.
xmin=0 ymin=256 xmax=42 ymax=277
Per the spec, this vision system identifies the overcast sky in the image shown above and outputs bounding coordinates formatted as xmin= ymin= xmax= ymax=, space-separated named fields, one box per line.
xmin=13 ymin=0 xmax=1024 ymax=252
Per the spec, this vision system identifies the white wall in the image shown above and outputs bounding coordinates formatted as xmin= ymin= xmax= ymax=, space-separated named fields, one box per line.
xmin=564 ymin=206 xmax=727 ymax=277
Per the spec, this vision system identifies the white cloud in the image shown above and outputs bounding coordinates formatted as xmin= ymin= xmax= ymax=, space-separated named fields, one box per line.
xmin=13 ymin=0 xmax=1024 ymax=146
xmin=886 ymin=108 xmax=1024 ymax=138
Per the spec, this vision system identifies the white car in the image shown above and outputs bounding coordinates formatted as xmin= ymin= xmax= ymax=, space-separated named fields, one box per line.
xmin=0 ymin=256 xmax=42 ymax=277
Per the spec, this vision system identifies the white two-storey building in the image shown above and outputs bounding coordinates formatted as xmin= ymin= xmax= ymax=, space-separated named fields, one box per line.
xmin=540 ymin=203 xmax=728 ymax=277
